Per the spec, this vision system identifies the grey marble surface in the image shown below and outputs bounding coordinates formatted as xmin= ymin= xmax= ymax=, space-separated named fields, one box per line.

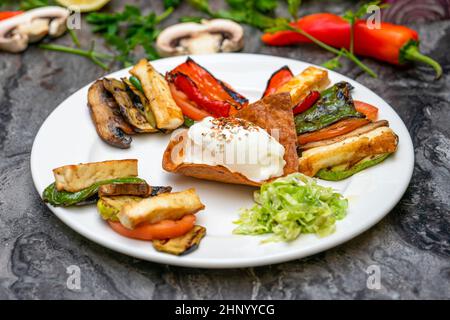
xmin=0 ymin=0 xmax=449 ymax=300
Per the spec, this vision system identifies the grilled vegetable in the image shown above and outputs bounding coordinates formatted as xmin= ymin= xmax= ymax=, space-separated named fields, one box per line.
xmin=43 ymin=177 xmax=145 ymax=207
xmin=354 ymin=100 xmax=378 ymax=121
xmin=118 ymin=188 xmax=205 ymax=229
xmin=123 ymin=78 xmax=157 ymax=129
xmin=152 ymin=225 xmax=206 ymax=255
xmin=294 ymin=82 xmax=364 ymax=135
xmin=292 ymin=90 xmax=320 ymax=115
xmin=169 ymin=82 xmax=212 ymax=120
xmin=97 ymin=196 xmax=142 ymax=222
xmin=130 ymin=59 xmax=184 ymax=130
xmin=299 ymin=120 xmax=388 ymax=150
xmin=316 ymin=153 xmax=391 ymax=181
xmin=98 ymin=183 xmax=171 ymax=197
xmin=87 ymin=80 xmax=135 ymax=149
xmin=102 ymin=78 xmax=156 ymax=133
xmin=298 ymin=118 xmax=371 ymax=146
xmin=275 ymin=66 xmax=330 ymax=105
xmin=262 ymin=65 xmax=293 ymax=98
xmin=108 ymin=214 xmax=197 ymax=241
xmin=298 ymin=126 xmax=398 ymax=177
xmin=99 ymin=182 xmax=147 ymax=197
xmin=167 ymin=57 xmax=248 ymax=119
xmin=53 ymin=159 xmax=138 ymax=192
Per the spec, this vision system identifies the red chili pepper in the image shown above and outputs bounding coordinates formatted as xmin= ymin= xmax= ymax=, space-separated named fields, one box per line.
xmin=172 ymin=72 xmax=231 ymax=118
xmin=262 ymin=13 xmax=442 ymax=78
xmin=0 ymin=11 xmax=23 ymax=21
xmin=262 ymin=65 xmax=294 ymax=97
xmin=292 ymin=91 xmax=320 ymax=115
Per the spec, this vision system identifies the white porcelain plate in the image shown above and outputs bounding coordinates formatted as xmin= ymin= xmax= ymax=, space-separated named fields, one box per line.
xmin=31 ymin=54 xmax=414 ymax=268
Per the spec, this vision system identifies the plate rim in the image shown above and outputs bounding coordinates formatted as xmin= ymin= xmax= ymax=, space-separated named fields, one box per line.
xmin=30 ymin=53 xmax=415 ymax=268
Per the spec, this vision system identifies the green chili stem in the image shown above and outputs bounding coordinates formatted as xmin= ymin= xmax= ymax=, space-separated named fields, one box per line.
xmin=156 ymin=6 xmax=174 ymax=24
xmin=287 ymin=25 xmax=377 ymax=78
xmin=402 ymin=42 xmax=442 ymax=79
xmin=38 ymin=44 xmax=113 ymax=70
xmin=349 ymin=22 xmax=354 ymax=55
xmin=68 ymin=29 xmax=81 ymax=48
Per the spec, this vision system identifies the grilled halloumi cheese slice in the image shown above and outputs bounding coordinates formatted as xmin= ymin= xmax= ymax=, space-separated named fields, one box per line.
xmin=53 ymin=159 xmax=138 ymax=192
xmin=276 ymin=66 xmax=330 ymax=105
xmin=298 ymin=126 xmax=398 ymax=177
xmin=118 ymin=188 xmax=205 ymax=229
xmin=130 ymin=59 xmax=184 ymax=130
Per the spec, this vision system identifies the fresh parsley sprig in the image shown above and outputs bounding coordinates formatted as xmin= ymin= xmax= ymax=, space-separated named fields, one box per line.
xmin=86 ymin=5 xmax=173 ymax=65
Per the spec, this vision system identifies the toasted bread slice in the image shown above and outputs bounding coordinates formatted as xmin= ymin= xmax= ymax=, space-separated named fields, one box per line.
xmin=162 ymin=93 xmax=298 ymax=186
xmin=53 ymin=159 xmax=138 ymax=192
xmin=298 ymin=126 xmax=398 ymax=177
xmin=130 ymin=59 xmax=183 ymax=130
xmin=275 ymin=66 xmax=330 ymax=105
xmin=117 ymin=188 xmax=205 ymax=229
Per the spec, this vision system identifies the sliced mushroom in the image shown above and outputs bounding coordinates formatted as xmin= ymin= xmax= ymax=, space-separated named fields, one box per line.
xmin=0 ymin=6 xmax=69 ymax=53
xmin=87 ymin=80 xmax=135 ymax=149
xmin=156 ymin=19 xmax=244 ymax=57
xmin=102 ymin=78 xmax=157 ymax=133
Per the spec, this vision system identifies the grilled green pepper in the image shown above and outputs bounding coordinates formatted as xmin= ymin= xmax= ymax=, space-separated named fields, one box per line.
xmin=295 ymin=82 xmax=364 ymax=134
xmin=43 ymin=177 xmax=145 ymax=207
xmin=97 ymin=196 xmax=142 ymax=221
xmin=316 ymin=153 xmax=391 ymax=181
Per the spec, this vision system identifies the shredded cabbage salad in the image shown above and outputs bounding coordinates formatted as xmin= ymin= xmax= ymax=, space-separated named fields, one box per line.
xmin=233 ymin=173 xmax=348 ymax=242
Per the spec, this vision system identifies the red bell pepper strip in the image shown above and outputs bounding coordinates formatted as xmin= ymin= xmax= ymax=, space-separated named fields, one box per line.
xmin=171 ymin=72 xmax=231 ymax=118
xmin=262 ymin=13 xmax=442 ymax=78
xmin=169 ymin=58 xmax=248 ymax=110
xmin=0 ymin=11 xmax=23 ymax=21
xmin=292 ymin=91 xmax=320 ymax=115
xmin=168 ymin=83 xmax=213 ymax=121
xmin=262 ymin=65 xmax=294 ymax=97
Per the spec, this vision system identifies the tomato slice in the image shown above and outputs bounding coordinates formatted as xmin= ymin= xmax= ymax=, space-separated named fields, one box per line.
xmin=169 ymin=83 xmax=212 ymax=121
xmin=298 ymin=118 xmax=370 ymax=145
xmin=108 ymin=215 xmax=196 ymax=241
xmin=262 ymin=66 xmax=294 ymax=97
xmin=354 ymin=100 xmax=378 ymax=121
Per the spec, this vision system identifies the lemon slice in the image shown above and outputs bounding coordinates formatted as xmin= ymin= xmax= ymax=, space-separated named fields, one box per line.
xmin=56 ymin=0 xmax=111 ymax=12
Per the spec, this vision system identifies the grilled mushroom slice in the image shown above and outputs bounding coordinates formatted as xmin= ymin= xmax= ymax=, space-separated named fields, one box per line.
xmin=87 ymin=80 xmax=135 ymax=149
xmin=152 ymin=225 xmax=206 ymax=255
xmin=98 ymin=183 xmax=172 ymax=197
xmin=102 ymin=78 xmax=157 ymax=133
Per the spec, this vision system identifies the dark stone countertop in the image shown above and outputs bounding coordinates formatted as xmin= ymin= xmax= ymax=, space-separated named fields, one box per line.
xmin=0 ymin=0 xmax=449 ymax=300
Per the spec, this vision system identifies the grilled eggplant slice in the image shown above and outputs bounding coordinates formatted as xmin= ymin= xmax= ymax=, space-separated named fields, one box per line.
xmin=152 ymin=225 xmax=206 ymax=255
xmin=118 ymin=188 xmax=205 ymax=229
xmin=130 ymin=59 xmax=184 ymax=130
xmin=87 ymin=80 xmax=135 ymax=149
xmin=102 ymin=78 xmax=157 ymax=133
xmin=123 ymin=78 xmax=157 ymax=129
xmin=98 ymin=183 xmax=172 ymax=197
